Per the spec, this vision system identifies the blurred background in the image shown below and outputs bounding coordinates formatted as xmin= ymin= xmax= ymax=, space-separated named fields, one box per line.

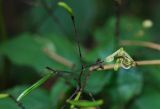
xmin=0 ymin=0 xmax=160 ymax=109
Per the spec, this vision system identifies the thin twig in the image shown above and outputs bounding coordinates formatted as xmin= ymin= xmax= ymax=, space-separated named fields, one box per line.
xmin=43 ymin=47 xmax=74 ymax=68
xmin=90 ymin=60 xmax=160 ymax=71
xmin=71 ymin=16 xmax=83 ymax=65
xmin=71 ymin=15 xmax=84 ymax=89
xmin=120 ymin=40 xmax=160 ymax=51
xmin=61 ymin=88 xmax=79 ymax=109
xmin=9 ymin=95 xmax=25 ymax=109
xmin=88 ymin=92 xmax=101 ymax=109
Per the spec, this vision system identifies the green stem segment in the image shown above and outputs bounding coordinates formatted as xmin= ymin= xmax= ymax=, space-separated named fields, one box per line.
xmin=70 ymin=91 xmax=82 ymax=109
xmin=67 ymin=99 xmax=103 ymax=107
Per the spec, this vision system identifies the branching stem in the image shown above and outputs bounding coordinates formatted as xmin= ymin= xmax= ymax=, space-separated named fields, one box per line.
xmin=90 ymin=60 xmax=160 ymax=71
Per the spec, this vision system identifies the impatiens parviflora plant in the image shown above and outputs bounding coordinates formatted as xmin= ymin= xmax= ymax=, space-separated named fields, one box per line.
xmin=105 ymin=47 xmax=136 ymax=71
xmin=57 ymin=1 xmax=103 ymax=109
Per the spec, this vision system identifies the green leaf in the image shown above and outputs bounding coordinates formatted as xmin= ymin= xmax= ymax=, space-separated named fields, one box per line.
xmin=117 ymin=68 xmax=143 ymax=101
xmin=0 ymin=98 xmax=19 ymax=109
xmin=85 ymin=70 xmax=112 ymax=94
xmin=17 ymin=72 xmax=52 ymax=101
xmin=109 ymin=68 xmax=143 ymax=108
xmin=67 ymin=99 xmax=103 ymax=107
xmin=0 ymin=34 xmax=79 ymax=73
xmin=50 ymin=79 xmax=70 ymax=108
xmin=93 ymin=16 xmax=152 ymax=57
xmin=58 ymin=1 xmax=73 ymax=16
xmin=132 ymin=88 xmax=160 ymax=109
xmin=0 ymin=94 xmax=9 ymax=99
xmin=24 ymin=0 xmax=97 ymax=36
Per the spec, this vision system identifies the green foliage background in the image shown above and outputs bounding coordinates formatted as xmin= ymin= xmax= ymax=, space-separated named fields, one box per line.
xmin=0 ymin=0 xmax=160 ymax=109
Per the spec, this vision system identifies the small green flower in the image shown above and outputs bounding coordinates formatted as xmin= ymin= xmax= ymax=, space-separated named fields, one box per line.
xmin=105 ymin=47 xmax=136 ymax=71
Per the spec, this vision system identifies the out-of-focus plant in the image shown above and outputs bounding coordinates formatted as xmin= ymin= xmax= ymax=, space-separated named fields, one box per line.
xmin=0 ymin=0 xmax=160 ymax=109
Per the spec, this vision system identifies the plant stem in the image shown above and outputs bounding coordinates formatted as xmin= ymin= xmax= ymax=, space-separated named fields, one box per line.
xmin=70 ymin=15 xmax=84 ymax=89
xmin=70 ymin=91 xmax=82 ymax=109
xmin=43 ymin=47 xmax=74 ymax=68
xmin=136 ymin=60 xmax=160 ymax=65
xmin=90 ymin=60 xmax=160 ymax=71
xmin=120 ymin=40 xmax=160 ymax=51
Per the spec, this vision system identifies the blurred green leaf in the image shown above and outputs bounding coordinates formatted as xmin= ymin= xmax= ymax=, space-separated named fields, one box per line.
xmin=132 ymin=88 xmax=160 ymax=109
xmin=50 ymin=79 xmax=70 ymax=108
xmin=85 ymin=70 xmax=112 ymax=94
xmin=0 ymin=97 xmax=19 ymax=109
xmin=90 ymin=16 xmax=153 ymax=59
xmin=117 ymin=68 xmax=143 ymax=102
xmin=24 ymin=0 xmax=97 ymax=36
xmin=84 ymin=37 xmax=114 ymax=62
xmin=152 ymin=3 xmax=160 ymax=37
xmin=148 ymin=67 xmax=160 ymax=86
xmin=109 ymin=68 xmax=143 ymax=109
xmin=107 ymin=17 xmax=151 ymax=41
xmin=140 ymin=67 xmax=160 ymax=92
xmin=0 ymin=33 xmax=79 ymax=73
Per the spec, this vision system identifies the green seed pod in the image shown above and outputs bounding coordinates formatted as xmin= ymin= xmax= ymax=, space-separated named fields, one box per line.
xmin=58 ymin=2 xmax=73 ymax=16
